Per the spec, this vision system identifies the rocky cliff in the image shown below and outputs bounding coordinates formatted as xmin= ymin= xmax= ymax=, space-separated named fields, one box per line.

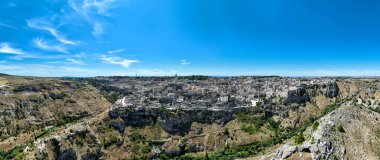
xmin=107 ymin=103 xmax=271 ymax=136
xmin=244 ymin=79 xmax=380 ymax=160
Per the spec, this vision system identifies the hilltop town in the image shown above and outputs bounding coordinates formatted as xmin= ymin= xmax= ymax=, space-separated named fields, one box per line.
xmin=94 ymin=76 xmax=337 ymax=110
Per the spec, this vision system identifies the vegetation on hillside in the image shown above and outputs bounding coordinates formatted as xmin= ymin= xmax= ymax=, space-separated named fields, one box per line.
xmin=171 ymin=100 xmax=344 ymax=159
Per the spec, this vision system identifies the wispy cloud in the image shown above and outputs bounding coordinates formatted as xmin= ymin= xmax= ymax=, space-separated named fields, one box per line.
xmin=107 ymin=49 xmax=125 ymax=54
xmin=101 ymin=55 xmax=138 ymax=68
xmin=92 ymin=21 xmax=104 ymax=37
xmin=70 ymin=0 xmax=116 ymax=18
xmin=0 ymin=43 xmax=24 ymax=55
xmin=27 ymin=18 xmax=78 ymax=45
xmin=8 ymin=51 xmax=71 ymax=61
xmin=69 ymin=0 xmax=117 ymax=37
xmin=66 ymin=58 xmax=85 ymax=65
xmin=0 ymin=22 xmax=16 ymax=29
xmin=181 ymin=59 xmax=191 ymax=65
xmin=33 ymin=38 xmax=68 ymax=53
xmin=74 ymin=53 xmax=86 ymax=58
xmin=47 ymin=27 xmax=77 ymax=45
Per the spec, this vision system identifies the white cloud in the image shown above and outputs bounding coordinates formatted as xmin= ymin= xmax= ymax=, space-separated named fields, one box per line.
xmin=66 ymin=58 xmax=85 ymax=65
xmin=0 ymin=43 xmax=24 ymax=55
xmin=101 ymin=55 xmax=138 ymax=68
xmin=33 ymin=38 xmax=68 ymax=53
xmin=69 ymin=0 xmax=117 ymax=37
xmin=0 ymin=22 xmax=16 ymax=29
xmin=70 ymin=0 xmax=116 ymax=17
xmin=181 ymin=59 xmax=190 ymax=65
xmin=107 ymin=49 xmax=125 ymax=54
xmin=27 ymin=18 xmax=77 ymax=45
xmin=74 ymin=53 xmax=86 ymax=58
xmin=92 ymin=22 xmax=104 ymax=37
xmin=46 ymin=27 xmax=77 ymax=45
xmin=8 ymin=51 xmax=71 ymax=61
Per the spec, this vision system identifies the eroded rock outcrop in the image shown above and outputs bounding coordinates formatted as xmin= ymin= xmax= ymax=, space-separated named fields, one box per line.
xmin=109 ymin=107 xmax=247 ymax=135
xmin=285 ymin=81 xmax=339 ymax=104
xmin=260 ymin=103 xmax=380 ymax=160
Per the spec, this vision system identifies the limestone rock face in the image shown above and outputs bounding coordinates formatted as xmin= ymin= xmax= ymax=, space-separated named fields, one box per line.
xmin=259 ymin=103 xmax=380 ymax=160
xmin=109 ymin=107 xmax=238 ymax=135
xmin=275 ymin=145 xmax=298 ymax=159
xmin=324 ymin=82 xmax=339 ymax=98
xmin=285 ymin=86 xmax=310 ymax=104
xmin=285 ymin=81 xmax=339 ymax=105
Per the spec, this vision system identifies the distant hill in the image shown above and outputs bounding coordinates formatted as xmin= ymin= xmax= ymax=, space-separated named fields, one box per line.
xmin=0 ymin=73 xmax=9 ymax=76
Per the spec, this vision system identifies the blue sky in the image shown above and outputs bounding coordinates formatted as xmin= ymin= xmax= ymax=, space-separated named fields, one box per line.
xmin=1 ymin=0 xmax=380 ymax=77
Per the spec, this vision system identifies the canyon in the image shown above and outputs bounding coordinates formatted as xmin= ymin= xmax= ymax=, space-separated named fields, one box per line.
xmin=0 ymin=75 xmax=379 ymax=159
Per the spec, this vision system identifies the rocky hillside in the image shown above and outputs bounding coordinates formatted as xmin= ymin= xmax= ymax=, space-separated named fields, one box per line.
xmin=244 ymin=79 xmax=380 ymax=160
xmin=1 ymin=76 xmax=379 ymax=160
xmin=0 ymin=76 xmax=111 ymax=159
xmin=249 ymin=101 xmax=380 ymax=160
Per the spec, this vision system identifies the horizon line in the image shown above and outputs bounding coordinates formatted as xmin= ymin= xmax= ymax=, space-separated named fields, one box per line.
xmin=2 ymin=73 xmax=380 ymax=79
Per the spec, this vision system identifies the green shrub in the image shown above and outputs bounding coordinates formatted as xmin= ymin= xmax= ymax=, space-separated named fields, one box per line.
xmin=337 ymin=124 xmax=345 ymax=133
xmin=374 ymin=128 xmax=380 ymax=138
xmin=311 ymin=137 xmax=316 ymax=144
xmin=104 ymin=93 xmax=118 ymax=103
xmin=294 ymin=133 xmax=305 ymax=144
xmin=224 ymin=128 xmax=230 ymax=135
xmin=159 ymin=154 xmax=169 ymax=160
xmin=56 ymin=115 xmax=80 ymax=126
xmin=179 ymin=154 xmax=205 ymax=160
xmin=268 ymin=117 xmax=280 ymax=132
xmin=131 ymin=145 xmax=140 ymax=153
xmin=241 ymin=124 xmax=260 ymax=135
xmin=332 ymin=154 xmax=339 ymax=160
xmin=369 ymin=107 xmax=380 ymax=114
xmin=322 ymin=103 xmax=339 ymax=116
xmin=235 ymin=151 xmax=250 ymax=157
xmin=141 ymin=145 xmax=151 ymax=154
xmin=98 ymin=125 xmax=113 ymax=133
xmin=237 ymin=113 xmax=264 ymax=134
xmin=130 ymin=132 xmax=145 ymax=143
xmin=103 ymin=135 xmax=119 ymax=148
xmin=312 ymin=121 xmax=319 ymax=131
